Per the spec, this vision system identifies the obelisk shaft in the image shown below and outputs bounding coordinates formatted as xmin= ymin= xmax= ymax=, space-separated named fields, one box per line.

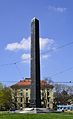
xmin=30 ymin=18 xmax=41 ymax=108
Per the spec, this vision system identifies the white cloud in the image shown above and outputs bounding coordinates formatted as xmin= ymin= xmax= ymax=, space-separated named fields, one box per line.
xmin=5 ymin=37 xmax=55 ymax=51
xmin=41 ymin=54 xmax=49 ymax=59
xmin=5 ymin=37 xmax=56 ymax=62
xmin=48 ymin=6 xmax=67 ymax=13
xmin=21 ymin=53 xmax=50 ymax=63
xmin=5 ymin=37 xmax=30 ymax=51
xmin=21 ymin=53 xmax=30 ymax=60
xmin=21 ymin=53 xmax=30 ymax=63
xmin=40 ymin=38 xmax=49 ymax=49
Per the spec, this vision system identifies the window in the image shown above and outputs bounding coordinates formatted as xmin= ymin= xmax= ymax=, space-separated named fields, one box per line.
xmin=15 ymin=98 xmax=17 ymax=102
xmin=20 ymin=104 xmax=22 ymax=108
xmin=47 ymin=91 xmax=49 ymax=95
xmin=41 ymin=91 xmax=44 ymax=97
xmin=26 ymin=97 xmax=28 ymax=103
xmin=20 ymin=92 xmax=23 ymax=96
xmin=26 ymin=92 xmax=28 ymax=97
xmin=20 ymin=98 xmax=22 ymax=102
xmin=48 ymin=97 xmax=50 ymax=102
xmin=20 ymin=88 xmax=23 ymax=92
xmin=20 ymin=88 xmax=23 ymax=96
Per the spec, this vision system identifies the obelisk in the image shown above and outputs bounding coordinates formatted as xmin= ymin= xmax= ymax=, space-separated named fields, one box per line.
xmin=30 ymin=18 xmax=41 ymax=108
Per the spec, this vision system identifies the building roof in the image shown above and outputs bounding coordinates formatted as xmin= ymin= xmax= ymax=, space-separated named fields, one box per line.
xmin=17 ymin=78 xmax=31 ymax=86
xmin=11 ymin=78 xmax=54 ymax=89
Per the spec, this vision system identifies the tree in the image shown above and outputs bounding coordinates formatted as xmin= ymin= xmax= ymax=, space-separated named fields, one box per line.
xmin=0 ymin=83 xmax=3 ymax=90
xmin=53 ymin=84 xmax=73 ymax=110
xmin=44 ymin=77 xmax=54 ymax=84
xmin=0 ymin=87 xmax=15 ymax=110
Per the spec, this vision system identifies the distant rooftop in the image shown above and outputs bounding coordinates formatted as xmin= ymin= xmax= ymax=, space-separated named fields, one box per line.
xmin=11 ymin=78 xmax=54 ymax=89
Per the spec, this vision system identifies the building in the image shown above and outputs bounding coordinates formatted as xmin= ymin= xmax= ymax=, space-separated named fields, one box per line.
xmin=11 ymin=78 xmax=54 ymax=110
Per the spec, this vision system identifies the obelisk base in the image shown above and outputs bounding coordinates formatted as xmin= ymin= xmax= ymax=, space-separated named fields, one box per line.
xmin=19 ymin=108 xmax=50 ymax=114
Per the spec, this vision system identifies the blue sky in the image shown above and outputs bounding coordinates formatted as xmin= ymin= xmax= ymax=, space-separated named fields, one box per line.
xmin=0 ymin=0 xmax=73 ymax=86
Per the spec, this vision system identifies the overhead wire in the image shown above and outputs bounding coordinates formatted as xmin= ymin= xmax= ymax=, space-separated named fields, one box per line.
xmin=0 ymin=41 xmax=73 ymax=84
xmin=48 ymin=66 xmax=73 ymax=78
xmin=13 ymin=62 xmax=24 ymax=79
xmin=0 ymin=80 xmax=73 ymax=84
xmin=0 ymin=64 xmax=73 ymax=84
xmin=41 ymin=41 xmax=73 ymax=54
xmin=53 ymin=81 xmax=73 ymax=84
xmin=0 ymin=59 xmax=25 ymax=67
xmin=0 ymin=41 xmax=73 ymax=67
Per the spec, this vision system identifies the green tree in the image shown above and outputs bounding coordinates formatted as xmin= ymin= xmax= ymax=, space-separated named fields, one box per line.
xmin=0 ymin=87 xmax=15 ymax=110
xmin=53 ymin=84 xmax=73 ymax=110
xmin=0 ymin=83 xmax=3 ymax=90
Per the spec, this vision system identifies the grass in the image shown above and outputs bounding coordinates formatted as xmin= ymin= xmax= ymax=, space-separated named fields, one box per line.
xmin=0 ymin=113 xmax=73 ymax=119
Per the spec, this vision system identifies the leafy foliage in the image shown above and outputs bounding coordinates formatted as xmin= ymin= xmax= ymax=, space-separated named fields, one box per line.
xmin=0 ymin=87 xmax=15 ymax=111
xmin=53 ymin=84 xmax=73 ymax=109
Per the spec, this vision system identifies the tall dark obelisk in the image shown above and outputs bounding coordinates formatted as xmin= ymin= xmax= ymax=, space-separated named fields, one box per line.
xmin=30 ymin=18 xmax=41 ymax=108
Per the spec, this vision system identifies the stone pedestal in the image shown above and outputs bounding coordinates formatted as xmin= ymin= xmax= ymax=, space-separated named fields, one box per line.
xmin=19 ymin=108 xmax=50 ymax=114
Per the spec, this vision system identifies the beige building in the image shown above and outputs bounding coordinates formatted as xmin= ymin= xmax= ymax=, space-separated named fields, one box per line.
xmin=11 ymin=78 xmax=54 ymax=110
